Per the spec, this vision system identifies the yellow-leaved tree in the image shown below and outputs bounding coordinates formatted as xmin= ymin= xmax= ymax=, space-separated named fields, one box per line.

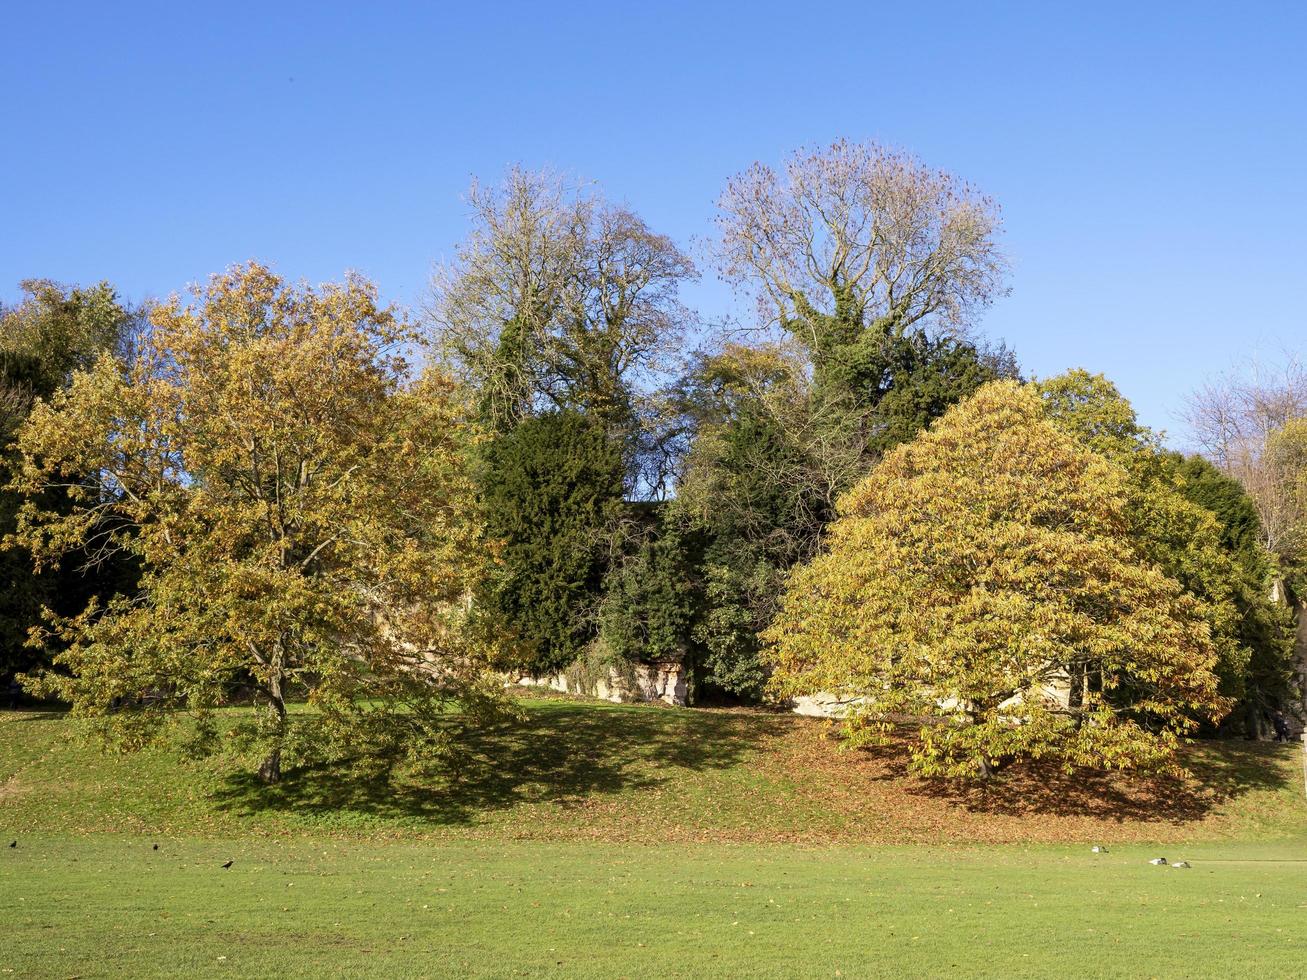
xmin=9 ymin=263 xmax=510 ymax=782
xmin=764 ymin=380 xmax=1230 ymax=778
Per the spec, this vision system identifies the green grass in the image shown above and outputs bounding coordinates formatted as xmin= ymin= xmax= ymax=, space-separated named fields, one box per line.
xmin=4 ymin=836 xmax=1306 ymax=978
xmin=3 ymin=697 xmax=1304 ymax=844
xmin=3 ymin=697 xmax=1306 ymax=976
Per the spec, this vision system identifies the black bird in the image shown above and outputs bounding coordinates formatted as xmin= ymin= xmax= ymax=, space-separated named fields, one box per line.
xmin=221 ymin=860 xmax=233 ymax=869
xmin=153 ymin=844 xmax=159 ymax=850
xmin=8 ymin=841 xmax=15 ymax=848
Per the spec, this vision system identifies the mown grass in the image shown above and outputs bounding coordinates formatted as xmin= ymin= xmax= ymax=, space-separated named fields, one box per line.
xmin=4 ymin=836 xmax=1306 ymax=978
xmin=3 ymin=696 xmax=1306 ymax=977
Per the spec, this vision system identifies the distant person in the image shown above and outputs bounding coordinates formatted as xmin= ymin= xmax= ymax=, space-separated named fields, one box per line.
xmin=6 ymin=678 xmax=20 ymax=711
xmin=1271 ymin=710 xmax=1291 ymax=743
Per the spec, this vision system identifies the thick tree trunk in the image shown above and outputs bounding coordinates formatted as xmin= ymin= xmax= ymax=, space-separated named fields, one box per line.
xmin=1246 ymin=700 xmax=1268 ymax=740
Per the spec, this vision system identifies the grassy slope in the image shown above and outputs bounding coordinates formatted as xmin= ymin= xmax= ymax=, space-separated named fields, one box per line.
xmin=2 ymin=695 xmax=1305 ymax=845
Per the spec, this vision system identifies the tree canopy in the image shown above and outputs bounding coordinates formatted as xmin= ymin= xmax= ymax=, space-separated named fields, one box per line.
xmin=716 ymin=138 xmax=1008 ymax=404
xmin=765 ymin=381 xmax=1229 ymax=778
xmin=671 ymin=332 xmax=1017 ymax=698
xmin=1 ymin=280 xmax=138 ymax=681
xmin=428 ymin=167 xmax=696 ymax=492
xmin=4 ymin=138 xmax=1299 ymax=792
xmin=478 ymin=409 xmax=627 ymax=676
xmin=10 ymin=263 xmax=507 ymax=781
xmin=1037 ymin=369 xmax=1297 ymax=730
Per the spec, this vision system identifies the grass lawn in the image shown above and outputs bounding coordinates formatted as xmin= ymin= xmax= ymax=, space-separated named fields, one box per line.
xmin=3 ymin=696 xmax=1306 ymax=977
xmin=4 ymin=837 xmax=1306 ymax=978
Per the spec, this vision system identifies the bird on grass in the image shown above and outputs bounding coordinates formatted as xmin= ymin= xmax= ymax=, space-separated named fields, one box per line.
xmin=1148 ymin=857 xmax=1168 ymax=865
xmin=8 ymin=841 xmax=15 ymax=848
xmin=1091 ymin=846 xmax=1108 ymax=853
xmin=221 ymin=860 xmax=234 ymax=869
xmin=1171 ymin=861 xmax=1191 ymax=869
xmin=153 ymin=844 xmax=159 ymax=851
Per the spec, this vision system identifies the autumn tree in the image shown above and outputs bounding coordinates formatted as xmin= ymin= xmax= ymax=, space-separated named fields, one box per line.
xmin=765 ymin=381 xmax=1228 ymax=779
xmin=1039 ymin=372 xmax=1246 ymax=704
xmin=1037 ymin=369 xmax=1297 ymax=731
xmin=1186 ymin=357 xmax=1307 ymax=565
xmin=672 ymin=330 xmax=1015 ymax=697
xmin=1263 ymin=417 xmax=1307 ymax=572
xmin=1185 ymin=360 xmax=1307 ymax=723
xmin=9 ymin=263 xmax=508 ymax=782
xmin=667 ymin=141 xmax=1017 ymax=698
xmin=1170 ymin=453 xmax=1299 ymax=733
xmin=1 ymin=280 xmax=138 ymax=681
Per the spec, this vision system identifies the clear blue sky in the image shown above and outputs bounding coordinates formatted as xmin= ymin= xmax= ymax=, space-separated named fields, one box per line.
xmin=3 ymin=1 xmax=1304 ymax=442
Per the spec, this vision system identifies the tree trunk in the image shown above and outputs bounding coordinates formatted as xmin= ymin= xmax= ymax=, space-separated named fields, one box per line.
xmin=259 ymin=661 xmax=288 ymax=784
xmin=258 ymin=745 xmax=282 ymax=784
xmin=1068 ymin=669 xmax=1083 ymax=710
xmin=1246 ymin=699 xmax=1267 ymax=740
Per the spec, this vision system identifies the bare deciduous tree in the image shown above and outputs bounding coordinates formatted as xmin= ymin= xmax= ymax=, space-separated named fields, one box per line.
xmin=426 ymin=168 xmax=696 ymax=491
xmin=1186 ymin=355 xmax=1307 ymax=559
xmin=715 ymin=138 xmax=1008 ymax=366
xmin=426 ymin=168 xmax=588 ymax=428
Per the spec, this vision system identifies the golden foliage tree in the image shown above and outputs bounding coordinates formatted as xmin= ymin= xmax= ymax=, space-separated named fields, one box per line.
xmin=1037 ymin=369 xmax=1298 ymax=726
xmin=9 ymin=263 xmax=508 ymax=782
xmin=764 ymin=381 xmax=1229 ymax=778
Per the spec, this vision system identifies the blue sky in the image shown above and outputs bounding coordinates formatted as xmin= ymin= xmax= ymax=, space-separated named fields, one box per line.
xmin=3 ymin=1 xmax=1303 ymax=443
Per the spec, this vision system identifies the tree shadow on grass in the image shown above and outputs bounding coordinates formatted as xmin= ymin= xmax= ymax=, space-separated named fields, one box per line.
xmin=861 ymin=738 xmax=1297 ymax=823
xmin=209 ymin=699 xmax=789 ymax=827
xmin=0 ymin=711 xmax=66 ymax=723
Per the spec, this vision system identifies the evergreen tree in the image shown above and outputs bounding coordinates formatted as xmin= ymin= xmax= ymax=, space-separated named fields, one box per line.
xmin=1170 ymin=453 xmax=1299 ymax=733
xmin=480 ymin=410 xmax=626 ymax=674
xmin=600 ymin=512 xmax=696 ymax=666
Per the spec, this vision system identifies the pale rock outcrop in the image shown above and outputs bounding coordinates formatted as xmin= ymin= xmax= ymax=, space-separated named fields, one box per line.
xmin=513 ymin=661 xmax=688 ymax=706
